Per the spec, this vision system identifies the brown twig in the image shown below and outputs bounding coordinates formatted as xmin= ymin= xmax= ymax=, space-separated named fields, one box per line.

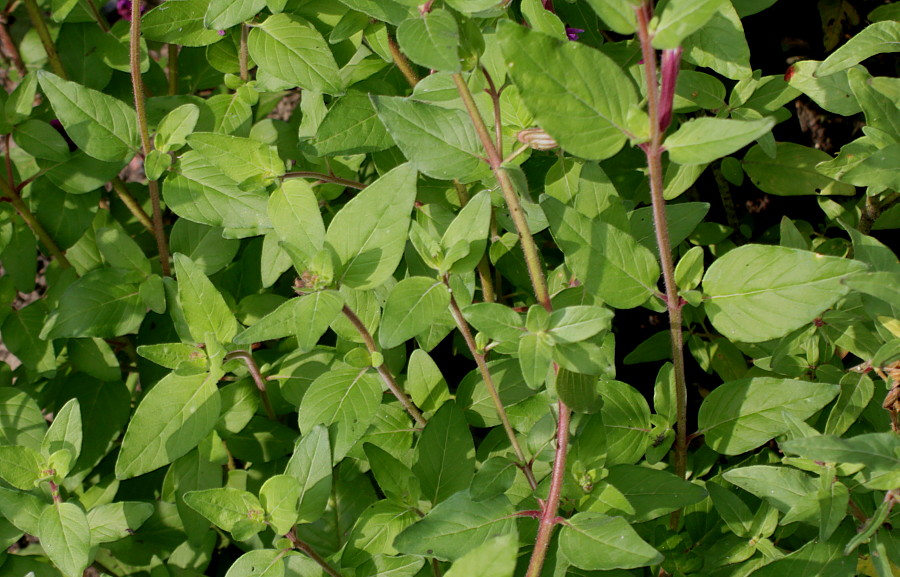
xmin=223 ymin=350 xmax=277 ymax=421
xmin=388 ymin=34 xmax=420 ymax=88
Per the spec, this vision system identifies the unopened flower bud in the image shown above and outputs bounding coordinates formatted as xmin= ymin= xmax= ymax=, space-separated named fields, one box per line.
xmin=517 ymin=128 xmax=558 ymax=151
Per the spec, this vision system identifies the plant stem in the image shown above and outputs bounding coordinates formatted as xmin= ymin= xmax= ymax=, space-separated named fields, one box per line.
xmin=82 ymin=0 xmax=110 ymax=32
xmin=111 ymin=177 xmax=155 ymax=233
xmin=224 ymin=350 xmax=277 ymax=421
xmin=0 ymin=14 xmax=26 ymax=78
xmin=635 ymin=3 xmax=688 ymax=484
xmin=445 ymin=279 xmax=537 ymax=490
xmin=239 ymin=25 xmax=250 ymax=82
xmin=283 ymin=171 xmax=367 ymax=190
xmin=1 ymin=139 xmax=71 ymax=268
xmin=286 ymin=527 xmax=343 ymax=577
xmin=452 ymin=72 xmax=551 ymax=312
xmin=23 ymin=0 xmax=66 ymax=78
xmin=341 ymin=304 xmax=427 ymax=428
xmin=524 ymin=401 xmax=570 ymax=577
xmin=167 ymin=44 xmax=179 ymax=95
xmin=388 ymin=34 xmax=419 ymax=88
xmin=452 ymin=179 xmax=496 ymax=302
xmin=130 ymin=0 xmax=171 ymax=276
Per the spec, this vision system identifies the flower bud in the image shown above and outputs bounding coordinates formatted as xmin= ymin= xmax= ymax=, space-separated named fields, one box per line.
xmin=517 ymin=128 xmax=559 ymax=151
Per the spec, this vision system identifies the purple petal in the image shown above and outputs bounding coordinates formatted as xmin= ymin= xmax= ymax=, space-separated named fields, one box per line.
xmin=658 ymin=47 xmax=683 ymax=132
xmin=566 ymin=27 xmax=584 ymax=41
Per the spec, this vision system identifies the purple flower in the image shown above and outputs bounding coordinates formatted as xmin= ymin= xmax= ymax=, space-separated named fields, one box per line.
xmin=566 ymin=27 xmax=584 ymax=41
xmin=658 ymin=47 xmax=682 ymax=132
xmin=116 ymin=0 xmax=147 ymax=22
xmin=542 ymin=0 xmax=554 ymax=10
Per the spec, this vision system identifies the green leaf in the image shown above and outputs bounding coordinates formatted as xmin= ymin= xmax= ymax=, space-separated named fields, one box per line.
xmin=42 ymin=398 xmax=81 ymax=465
xmin=0 ymin=388 xmax=46 ymax=450
xmin=499 ymin=21 xmax=637 ymax=160
xmin=284 ymin=425 xmax=332 ymax=523
xmin=310 ymin=91 xmax=395 ymax=156
xmin=707 ymin=482 xmax=753 ymax=537
xmin=42 ymin=268 xmax=145 ymax=339
xmin=603 ymin=465 xmax=707 ymax=521
xmin=407 ymin=349 xmax=452 ymax=416
xmin=597 ymin=380 xmax=652 ymax=466
xmin=559 ymin=512 xmax=663 ymax=571
xmin=0 ymin=485 xmax=46 ymax=535
xmin=780 ymin=432 xmax=900 ymax=472
xmin=518 ymin=332 xmax=554 ymax=388
xmin=259 ymin=475 xmax=301 ymax=535
xmin=248 ymin=14 xmax=343 ymax=94
xmin=840 ymin=142 xmax=900 ymax=190
xmin=325 ymin=164 xmax=417 ymax=289
xmin=142 ymin=0 xmax=225 ymax=46
xmin=38 ymin=503 xmax=92 ymax=577
xmin=154 ymin=103 xmax=200 ymax=153
xmin=96 ymin=225 xmax=151 ymax=275
xmin=86 ymin=501 xmax=154 ymax=545
xmin=698 ymin=377 xmax=839 ymax=455
xmin=825 ymin=373 xmax=875 ymax=436
xmin=543 ymin=197 xmax=659 ymax=309
xmin=397 ymin=10 xmax=461 ymax=72
xmin=786 ymin=61 xmax=861 ymax=116
xmin=843 ymin=271 xmax=900 ymax=307
xmin=743 ymin=142 xmax=855 ymax=196
xmin=444 ymin=534 xmax=517 ymax=577
xmin=183 ymin=487 xmax=266 ymax=534
xmin=341 ymin=500 xmax=419 ymax=566
xmin=548 ymin=305 xmax=613 ymax=343
xmin=681 ymin=3 xmax=752 ymax=80
xmin=0 ymin=445 xmax=43 ymax=490
xmin=371 ymin=96 xmax=483 ymax=181
xmin=380 ymin=277 xmax=451 ymax=349
xmin=268 ymin=180 xmax=326 ymax=268
xmin=653 ymin=0 xmax=728 ymax=49
xmin=164 ymin=151 xmax=271 ymax=234
xmin=461 ymin=302 xmax=524 ymax=342
xmin=441 ymin=189 xmax=492 ymax=274
xmin=583 ymin=0 xmax=638 ymax=35
xmin=174 ymin=253 xmax=239 ymax=345
xmin=393 ymin=491 xmax=516 ymax=561
xmin=13 ymin=119 xmax=71 ymax=162
xmin=187 ymin=133 xmax=286 ymax=184
xmin=413 ymin=401 xmax=475 ymax=505
xmin=297 ymin=369 xmax=382 ymax=461
xmin=224 ymin=550 xmax=284 ymax=577
xmin=665 ymin=117 xmax=775 ymax=165
xmin=234 ymin=291 xmax=343 ymax=350
xmin=37 ymin=72 xmax=138 ymax=163
xmin=169 ymin=220 xmax=240 ymax=276
xmin=116 ymin=370 xmax=222 ymax=479
xmin=723 ymin=465 xmax=816 ymax=513
xmin=702 ymin=244 xmax=868 ymax=342
xmin=555 ymin=369 xmax=602 ymax=414
xmin=817 ymin=21 xmax=900 ymax=77
xmin=205 ymin=0 xmax=266 ymax=29
xmin=335 ymin=0 xmax=415 ymax=25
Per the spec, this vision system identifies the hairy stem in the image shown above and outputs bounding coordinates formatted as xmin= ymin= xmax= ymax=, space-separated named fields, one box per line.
xmin=111 ymin=177 xmax=155 ymax=233
xmin=636 ymin=3 xmax=688 ymax=485
xmin=445 ymin=279 xmax=537 ymax=490
xmin=452 ymin=180 xmax=496 ymax=302
xmin=286 ymin=527 xmax=343 ymax=577
xmin=167 ymin=44 xmax=179 ymax=95
xmin=283 ymin=171 xmax=367 ymax=190
xmin=0 ymin=15 xmax=27 ymax=79
xmin=82 ymin=0 xmax=110 ymax=32
xmin=23 ymin=0 xmax=66 ymax=78
xmin=224 ymin=350 xmax=277 ymax=421
xmin=239 ymin=25 xmax=250 ymax=82
xmin=130 ymin=0 xmax=171 ymax=276
xmin=341 ymin=304 xmax=427 ymax=428
xmin=388 ymin=34 xmax=420 ymax=88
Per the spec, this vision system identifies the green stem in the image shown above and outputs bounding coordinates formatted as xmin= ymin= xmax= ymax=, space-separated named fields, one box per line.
xmin=130 ymin=0 xmax=171 ymax=277
xmin=286 ymin=527 xmax=343 ymax=577
xmin=636 ymin=3 xmax=688 ymax=484
xmin=167 ymin=44 xmax=179 ymax=96
xmin=452 ymin=180 xmax=496 ymax=302
xmin=283 ymin=171 xmax=367 ymax=190
xmin=239 ymin=25 xmax=250 ymax=82
xmin=82 ymin=0 xmax=110 ymax=32
xmin=445 ymin=279 xmax=537 ymax=490
xmin=23 ymin=0 xmax=66 ymax=78
xmin=388 ymin=34 xmax=419 ymax=88
xmin=341 ymin=304 xmax=427 ymax=428
xmin=111 ymin=177 xmax=155 ymax=233
xmin=224 ymin=350 xmax=277 ymax=421
xmin=452 ymin=72 xmax=551 ymax=312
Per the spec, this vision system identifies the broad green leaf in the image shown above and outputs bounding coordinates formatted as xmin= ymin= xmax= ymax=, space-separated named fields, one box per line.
xmin=653 ymin=0 xmax=728 ymax=49
xmin=673 ymin=70 xmax=727 ymax=111
xmin=234 ymin=291 xmax=343 ymax=350
xmin=187 ymin=133 xmax=286 ymax=184
xmin=461 ymin=302 xmax=525 ymax=342
xmin=441 ymin=189 xmax=492 ymax=274
xmin=457 ymin=359 xmax=537 ymax=428
xmin=0 ymin=485 xmax=46 ymax=535
xmin=268 ymin=180 xmax=326 ymax=268
xmin=143 ymin=0 xmax=225 ymax=46
xmin=518 ymin=332 xmax=553 ymax=388
xmin=341 ymin=500 xmax=419 ymax=566
xmin=397 ymin=9 xmax=461 ymax=72
xmin=843 ymin=271 xmax=900 ymax=307
xmin=0 ymin=445 xmax=43 ymax=489
xmin=499 ymin=21 xmax=636 ymax=160
xmin=174 ymin=253 xmax=239 ymax=345
xmin=1 ymin=302 xmax=55 ymax=373
xmin=169 ymin=220 xmax=240 ymax=276
xmin=224 ymin=550 xmax=284 ymax=577
xmin=284 ymin=425 xmax=332 ymax=523
xmin=297 ymin=369 xmax=382 ymax=461
xmin=325 ymin=164 xmax=417 ymax=289
xmin=310 ymin=91 xmax=394 ymax=156
xmin=817 ymin=21 xmax=900 ymax=77
xmin=597 ymin=380 xmax=652 ymax=466
xmin=469 ymin=456 xmax=517 ymax=502
xmin=42 ymin=398 xmax=81 ymax=465
xmin=205 ymin=0 xmax=266 ymax=29
xmin=445 ymin=0 xmax=503 ymax=15
xmin=749 ymin=539 xmax=856 ymax=577
xmin=786 ymin=61 xmax=862 ymax=116
xmin=723 ymin=465 xmax=816 ymax=513
xmin=38 ymin=503 xmax=91 ymax=577
xmin=840 ymin=143 xmax=900 ymax=190
xmin=259 ymin=475 xmax=301 ymax=535
xmin=413 ymin=401 xmax=475 ymax=504
xmin=183 ymin=487 xmax=266 ymax=534
xmin=583 ymin=0 xmax=638 ymax=35
xmin=116 ymin=370 xmax=222 ymax=479
xmin=13 ymin=119 xmax=71 ymax=162
xmin=555 ymin=369 xmax=602 ymax=414
xmin=365 ymin=443 xmax=421 ymax=506
xmin=164 ymin=151 xmax=271 ymax=234
xmin=698 ymin=377 xmax=839 ymax=454
xmin=380 ymin=277 xmax=451 ymax=349
xmin=702 ymin=245 xmax=868 ymax=342
xmin=603 ymin=465 xmax=707 ymax=522
xmin=559 ymin=512 xmax=663 ymax=571
xmin=371 ymin=96 xmax=483 ymax=181
xmin=682 ymin=3 xmax=752 ymax=80
xmin=543 ymin=197 xmax=659 ymax=309
xmin=86 ymin=502 xmax=154 ymax=545
xmin=665 ymin=117 xmax=775 ymax=165
xmin=825 ymin=373 xmax=874 ymax=437
xmin=57 ymin=379 xmax=131 ymax=476
xmin=42 ymin=268 xmax=145 ymax=339
xmin=154 ymin=103 xmax=200 ymax=153
xmin=406 ymin=349 xmax=452 ymax=416
xmin=335 ymin=0 xmax=415 ymax=25
xmin=96 ymin=225 xmax=151 ymax=275
xmin=780 ymin=433 xmax=900 ymax=472
xmin=0 ymin=388 xmax=46 ymax=450
xmin=743 ymin=142 xmax=855 ymax=196
xmin=393 ymin=492 xmax=516 ymax=561
xmin=444 ymin=534 xmax=517 ymax=577
xmin=37 ymin=72 xmax=138 ymax=163
xmin=248 ymin=14 xmax=343 ymax=94
xmin=548 ymin=305 xmax=613 ymax=343
xmin=5 ymin=72 xmax=37 ymax=124
xmin=848 ymin=67 xmax=900 ymax=139
xmin=707 ymin=482 xmax=753 ymax=537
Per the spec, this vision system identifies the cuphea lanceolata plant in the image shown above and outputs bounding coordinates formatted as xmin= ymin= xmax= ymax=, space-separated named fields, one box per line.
xmin=0 ymin=1 xmax=898 ymax=576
